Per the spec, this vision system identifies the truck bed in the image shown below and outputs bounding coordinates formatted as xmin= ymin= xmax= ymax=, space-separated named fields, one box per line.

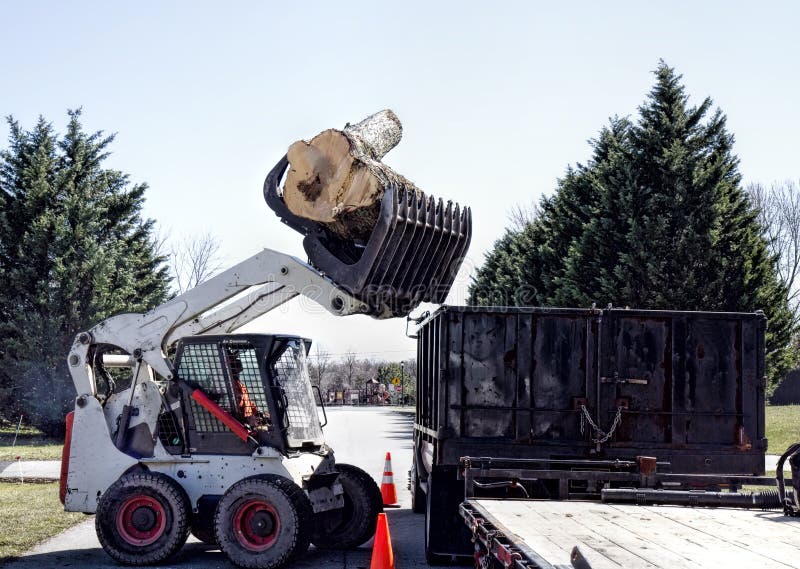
xmin=462 ymin=498 xmax=800 ymax=569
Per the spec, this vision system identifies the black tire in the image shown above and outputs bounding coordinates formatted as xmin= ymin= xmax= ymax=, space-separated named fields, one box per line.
xmin=95 ymin=472 xmax=190 ymax=566
xmin=411 ymin=461 xmax=426 ymax=514
xmin=190 ymin=515 xmax=217 ymax=546
xmin=424 ymin=475 xmax=451 ymax=565
xmin=214 ymin=475 xmax=313 ymax=569
xmin=311 ymin=463 xmax=383 ymax=550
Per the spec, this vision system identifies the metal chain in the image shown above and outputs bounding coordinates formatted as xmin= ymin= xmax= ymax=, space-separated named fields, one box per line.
xmin=579 ymin=405 xmax=623 ymax=444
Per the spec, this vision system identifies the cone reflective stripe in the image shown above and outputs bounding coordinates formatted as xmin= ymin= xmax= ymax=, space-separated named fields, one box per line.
xmin=381 ymin=452 xmax=398 ymax=506
xmin=369 ymin=513 xmax=395 ymax=569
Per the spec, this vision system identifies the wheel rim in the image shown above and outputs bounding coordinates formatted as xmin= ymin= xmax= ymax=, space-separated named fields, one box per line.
xmin=233 ymin=499 xmax=281 ymax=551
xmin=116 ymin=495 xmax=167 ymax=546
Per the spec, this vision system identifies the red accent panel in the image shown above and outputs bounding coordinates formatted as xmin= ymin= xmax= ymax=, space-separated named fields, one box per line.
xmin=191 ymin=390 xmax=250 ymax=441
xmin=59 ymin=411 xmax=74 ymax=505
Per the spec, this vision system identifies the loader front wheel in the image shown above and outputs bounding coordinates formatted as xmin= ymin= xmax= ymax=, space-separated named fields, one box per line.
xmin=311 ymin=463 xmax=382 ymax=550
xmin=96 ymin=472 xmax=190 ymax=565
xmin=215 ymin=475 xmax=312 ymax=569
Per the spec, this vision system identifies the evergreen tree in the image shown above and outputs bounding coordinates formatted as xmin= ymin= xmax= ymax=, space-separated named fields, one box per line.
xmin=0 ymin=111 xmax=169 ymax=434
xmin=468 ymin=62 xmax=797 ymax=387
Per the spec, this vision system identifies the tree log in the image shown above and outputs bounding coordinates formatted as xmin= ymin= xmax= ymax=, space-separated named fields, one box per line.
xmin=283 ymin=110 xmax=420 ymax=241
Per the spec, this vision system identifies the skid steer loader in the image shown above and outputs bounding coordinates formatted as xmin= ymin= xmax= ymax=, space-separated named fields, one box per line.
xmin=60 ymin=156 xmax=471 ymax=569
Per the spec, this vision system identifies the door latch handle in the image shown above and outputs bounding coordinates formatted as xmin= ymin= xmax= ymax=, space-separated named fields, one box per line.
xmin=601 ymin=372 xmax=648 ymax=385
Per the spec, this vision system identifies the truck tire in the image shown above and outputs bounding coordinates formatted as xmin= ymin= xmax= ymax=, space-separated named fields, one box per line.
xmin=311 ymin=463 xmax=383 ymax=550
xmin=214 ymin=475 xmax=312 ymax=569
xmin=95 ymin=472 xmax=190 ymax=565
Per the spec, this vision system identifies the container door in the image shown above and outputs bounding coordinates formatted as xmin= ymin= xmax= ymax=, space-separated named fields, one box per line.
xmin=598 ymin=314 xmax=672 ymax=445
xmin=677 ymin=317 xmax=742 ymax=446
xmin=529 ymin=314 xmax=595 ymax=445
xmin=460 ymin=313 xmax=519 ymax=438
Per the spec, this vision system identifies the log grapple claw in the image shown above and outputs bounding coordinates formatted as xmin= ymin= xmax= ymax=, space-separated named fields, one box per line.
xmin=264 ymin=156 xmax=472 ymax=318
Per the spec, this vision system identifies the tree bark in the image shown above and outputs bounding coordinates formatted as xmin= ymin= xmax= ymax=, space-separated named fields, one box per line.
xmin=283 ymin=110 xmax=420 ymax=241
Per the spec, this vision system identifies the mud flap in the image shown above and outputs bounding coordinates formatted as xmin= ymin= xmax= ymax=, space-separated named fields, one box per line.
xmin=426 ymin=465 xmax=473 ymax=558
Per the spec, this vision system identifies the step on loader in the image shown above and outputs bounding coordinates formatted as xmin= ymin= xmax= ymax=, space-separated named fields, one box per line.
xmin=60 ymin=155 xmax=471 ymax=569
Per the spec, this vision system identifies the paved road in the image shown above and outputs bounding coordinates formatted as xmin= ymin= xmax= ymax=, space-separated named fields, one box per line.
xmin=6 ymin=407 xmax=431 ymax=569
xmin=0 ymin=460 xmax=61 ymax=481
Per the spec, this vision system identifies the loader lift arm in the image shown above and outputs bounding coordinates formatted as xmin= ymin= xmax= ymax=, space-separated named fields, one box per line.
xmin=68 ymin=248 xmax=372 ymax=397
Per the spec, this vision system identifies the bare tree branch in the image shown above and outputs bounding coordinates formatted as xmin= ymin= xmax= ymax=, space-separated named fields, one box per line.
xmin=342 ymin=350 xmax=357 ymax=389
xmin=169 ymin=231 xmax=224 ymax=293
xmin=151 ymin=225 xmax=172 ymax=262
xmin=748 ymin=181 xmax=800 ymax=322
xmin=311 ymin=344 xmax=330 ymax=389
xmin=507 ymin=200 xmax=541 ymax=232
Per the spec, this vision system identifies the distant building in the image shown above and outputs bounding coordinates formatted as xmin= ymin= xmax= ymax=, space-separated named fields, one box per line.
xmin=771 ymin=369 xmax=800 ymax=405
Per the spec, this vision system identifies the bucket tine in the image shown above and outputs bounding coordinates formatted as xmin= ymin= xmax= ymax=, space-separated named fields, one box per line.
xmin=398 ymin=194 xmax=439 ymax=296
xmin=417 ymin=200 xmax=452 ymax=299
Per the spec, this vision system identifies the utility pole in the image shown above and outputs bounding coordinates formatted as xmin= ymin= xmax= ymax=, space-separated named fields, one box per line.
xmin=400 ymin=361 xmax=405 ymax=406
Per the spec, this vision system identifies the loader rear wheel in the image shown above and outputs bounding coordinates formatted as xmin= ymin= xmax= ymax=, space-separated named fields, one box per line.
xmin=214 ymin=475 xmax=312 ymax=569
xmin=311 ymin=463 xmax=382 ymax=550
xmin=96 ymin=472 xmax=190 ymax=565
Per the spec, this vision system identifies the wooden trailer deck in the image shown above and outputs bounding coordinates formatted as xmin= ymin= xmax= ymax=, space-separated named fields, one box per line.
xmin=464 ymin=499 xmax=800 ymax=569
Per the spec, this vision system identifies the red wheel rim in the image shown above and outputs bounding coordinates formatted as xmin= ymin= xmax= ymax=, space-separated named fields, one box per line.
xmin=233 ymin=499 xmax=280 ymax=552
xmin=115 ymin=495 xmax=167 ymax=546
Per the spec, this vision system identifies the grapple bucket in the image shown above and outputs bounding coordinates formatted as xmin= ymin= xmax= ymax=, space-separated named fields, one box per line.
xmin=264 ymin=157 xmax=472 ymax=318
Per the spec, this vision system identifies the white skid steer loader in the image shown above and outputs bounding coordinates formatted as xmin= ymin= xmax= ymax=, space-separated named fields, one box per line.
xmin=59 ymin=157 xmax=471 ymax=569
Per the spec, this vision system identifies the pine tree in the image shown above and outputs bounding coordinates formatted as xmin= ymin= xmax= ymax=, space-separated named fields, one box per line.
xmin=0 ymin=111 xmax=170 ymax=434
xmin=468 ymin=62 xmax=797 ymax=387
xmin=469 ymin=229 xmax=534 ymax=306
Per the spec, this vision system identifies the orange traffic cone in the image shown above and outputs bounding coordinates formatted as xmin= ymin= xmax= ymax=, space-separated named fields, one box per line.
xmin=381 ymin=452 xmax=398 ymax=506
xmin=369 ymin=513 xmax=395 ymax=569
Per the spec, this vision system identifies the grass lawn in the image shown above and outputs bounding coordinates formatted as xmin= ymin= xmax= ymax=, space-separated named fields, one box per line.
xmin=765 ymin=405 xmax=800 ymax=455
xmin=0 ymin=425 xmax=63 ymax=462
xmin=0 ymin=482 xmax=85 ymax=563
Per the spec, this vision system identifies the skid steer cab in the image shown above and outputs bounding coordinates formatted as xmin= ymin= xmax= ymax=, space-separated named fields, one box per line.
xmin=61 ymin=333 xmax=382 ymax=569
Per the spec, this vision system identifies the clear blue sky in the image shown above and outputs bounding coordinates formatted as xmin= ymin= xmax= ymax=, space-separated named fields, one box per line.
xmin=2 ymin=1 xmax=798 ymax=360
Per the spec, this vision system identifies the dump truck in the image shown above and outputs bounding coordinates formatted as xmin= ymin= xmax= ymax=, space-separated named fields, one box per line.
xmin=410 ymin=305 xmax=800 ymax=567
xmin=59 ymin=155 xmax=471 ymax=569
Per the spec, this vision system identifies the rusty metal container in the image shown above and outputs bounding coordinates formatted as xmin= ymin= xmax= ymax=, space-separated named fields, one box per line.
xmin=415 ymin=305 xmax=767 ymax=474
xmin=414 ymin=305 xmax=768 ymax=559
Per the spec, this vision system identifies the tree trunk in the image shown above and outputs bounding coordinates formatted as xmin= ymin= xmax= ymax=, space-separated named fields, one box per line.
xmin=283 ymin=110 xmax=420 ymax=241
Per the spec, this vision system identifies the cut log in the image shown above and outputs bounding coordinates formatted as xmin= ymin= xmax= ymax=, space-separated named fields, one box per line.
xmin=283 ymin=110 xmax=420 ymax=241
